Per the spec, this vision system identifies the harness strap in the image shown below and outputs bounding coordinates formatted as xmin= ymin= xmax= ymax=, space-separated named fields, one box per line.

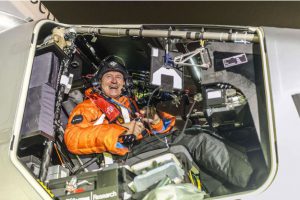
xmin=88 ymin=91 xmax=132 ymax=124
xmin=88 ymin=93 xmax=121 ymax=122
xmin=94 ymin=114 xmax=106 ymax=125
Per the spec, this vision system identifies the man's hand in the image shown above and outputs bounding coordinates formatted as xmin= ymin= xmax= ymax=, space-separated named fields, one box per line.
xmin=122 ymin=120 xmax=145 ymax=137
xmin=139 ymin=106 xmax=161 ymax=125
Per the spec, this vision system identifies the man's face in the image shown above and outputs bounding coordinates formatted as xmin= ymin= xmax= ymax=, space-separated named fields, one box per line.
xmin=100 ymin=71 xmax=125 ymax=99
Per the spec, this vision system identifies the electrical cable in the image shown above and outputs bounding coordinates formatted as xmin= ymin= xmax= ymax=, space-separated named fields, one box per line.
xmin=138 ymin=87 xmax=199 ymax=148
xmin=127 ymin=86 xmax=168 ymax=159
xmin=54 ymin=143 xmax=64 ymax=166
xmin=172 ymin=98 xmax=197 ymax=144
xmin=144 ymin=87 xmax=170 ymax=145
xmin=128 ymin=87 xmax=197 ymax=160
xmin=73 ymin=157 xmax=99 ymax=175
xmin=181 ymin=100 xmax=197 ymax=136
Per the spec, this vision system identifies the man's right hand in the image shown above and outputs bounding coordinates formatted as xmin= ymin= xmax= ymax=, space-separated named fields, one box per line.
xmin=122 ymin=120 xmax=145 ymax=137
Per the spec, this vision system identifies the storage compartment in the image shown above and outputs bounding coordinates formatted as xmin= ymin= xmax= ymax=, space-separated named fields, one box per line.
xmin=29 ymin=52 xmax=59 ymax=89
xmin=48 ymin=166 xmax=124 ymax=200
xmin=19 ymin=84 xmax=56 ymax=148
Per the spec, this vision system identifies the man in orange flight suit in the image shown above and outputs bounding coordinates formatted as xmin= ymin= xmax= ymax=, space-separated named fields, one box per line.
xmin=64 ymin=57 xmax=175 ymax=156
xmin=64 ymin=57 xmax=253 ymax=193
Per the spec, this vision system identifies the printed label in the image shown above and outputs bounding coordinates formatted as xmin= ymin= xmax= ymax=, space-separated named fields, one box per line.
xmin=71 ymin=115 xmax=83 ymax=124
xmin=207 ymin=90 xmax=222 ymax=99
xmin=223 ymin=53 xmax=248 ymax=68
xmin=151 ymin=48 xmax=159 ymax=57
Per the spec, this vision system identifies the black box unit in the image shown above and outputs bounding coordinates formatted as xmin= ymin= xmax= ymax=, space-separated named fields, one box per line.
xmin=20 ymin=84 xmax=55 ymax=147
xmin=203 ymin=86 xmax=250 ymax=130
xmin=30 ymin=52 xmax=60 ymax=89
xmin=205 ymin=88 xmax=226 ymax=108
xmin=205 ymin=105 xmax=247 ymax=129
xmin=48 ymin=166 xmax=133 ymax=200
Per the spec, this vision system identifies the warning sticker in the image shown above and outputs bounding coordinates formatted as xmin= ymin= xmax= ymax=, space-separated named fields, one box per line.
xmin=223 ymin=53 xmax=248 ymax=68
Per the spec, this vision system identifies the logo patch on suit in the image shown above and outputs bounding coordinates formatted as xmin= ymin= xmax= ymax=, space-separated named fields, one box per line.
xmin=71 ymin=115 xmax=83 ymax=124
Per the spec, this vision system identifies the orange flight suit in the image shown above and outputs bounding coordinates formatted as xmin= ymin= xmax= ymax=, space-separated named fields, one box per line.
xmin=64 ymin=88 xmax=175 ymax=156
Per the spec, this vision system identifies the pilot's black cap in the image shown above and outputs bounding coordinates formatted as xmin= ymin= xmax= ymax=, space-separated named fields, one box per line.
xmin=96 ymin=56 xmax=128 ymax=80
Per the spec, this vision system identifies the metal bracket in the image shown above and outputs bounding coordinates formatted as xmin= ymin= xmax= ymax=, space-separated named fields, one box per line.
xmin=173 ymin=47 xmax=211 ymax=69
